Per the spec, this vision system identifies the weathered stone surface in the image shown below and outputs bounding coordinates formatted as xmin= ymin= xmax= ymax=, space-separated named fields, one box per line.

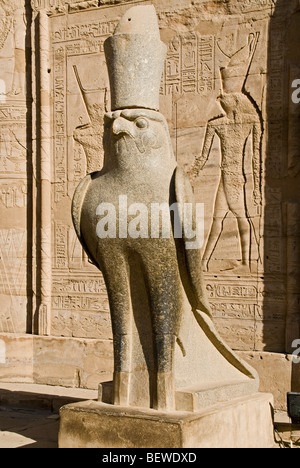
xmin=58 ymin=393 xmax=275 ymax=448
xmin=1 ymin=331 xmax=298 ymax=412
xmin=71 ymin=5 xmax=260 ymax=413
xmin=0 ymin=0 xmax=28 ymax=334
xmin=0 ymin=0 xmax=299 ymax=421
xmin=104 ymin=5 xmax=167 ymax=111
xmin=0 ymin=333 xmax=113 ymax=389
xmin=8 ymin=0 xmax=294 ymax=352
xmin=240 ymin=351 xmax=300 ymax=412
xmin=30 ymin=0 xmax=299 ymax=355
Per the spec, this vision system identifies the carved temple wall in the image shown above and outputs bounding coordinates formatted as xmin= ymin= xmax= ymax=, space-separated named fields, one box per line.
xmin=0 ymin=0 xmax=300 ymax=397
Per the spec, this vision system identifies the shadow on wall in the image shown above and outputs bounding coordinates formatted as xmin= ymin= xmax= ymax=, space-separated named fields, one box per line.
xmin=264 ymin=0 xmax=300 ymax=387
xmin=25 ymin=0 xmax=33 ymax=334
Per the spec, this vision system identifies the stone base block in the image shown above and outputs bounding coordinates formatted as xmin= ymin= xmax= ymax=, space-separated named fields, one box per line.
xmin=58 ymin=393 xmax=275 ymax=448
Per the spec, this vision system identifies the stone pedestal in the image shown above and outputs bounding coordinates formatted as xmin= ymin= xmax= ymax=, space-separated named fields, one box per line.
xmin=58 ymin=393 xmax=275 ymax=449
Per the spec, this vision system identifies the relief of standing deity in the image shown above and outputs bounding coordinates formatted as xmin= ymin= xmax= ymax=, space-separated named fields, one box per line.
xmin=190 ymin=32 xmax=263 ymax=272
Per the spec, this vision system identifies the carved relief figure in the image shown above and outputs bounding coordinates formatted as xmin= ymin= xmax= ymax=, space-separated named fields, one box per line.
xmin=0 ymin=228 xmax=27 ymax=333
xmin=10 ymin=5 xmax=26 ymax=97
xmin=190 ymin=33 xmax=263 ymax=272
xmin=0 ymin=0 xmax=26 ymax=97
xmin=73 ymin=65 xmax=107 ymax=173
xmin=0 ymin=0 xmax=27 ymax=335
xmin=1 ymin=127 xmax=26 ymax=172
xmin=0 ymin=4 xmax=12 ymax=52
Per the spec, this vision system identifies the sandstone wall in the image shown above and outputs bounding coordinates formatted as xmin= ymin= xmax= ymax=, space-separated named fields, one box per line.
xmin=0 ymin=0 xmax=299 ymax=407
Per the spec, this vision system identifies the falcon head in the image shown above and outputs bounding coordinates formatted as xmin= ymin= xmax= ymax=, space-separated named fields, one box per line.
xmin=103 ymin=108 xmax=173 ymax=161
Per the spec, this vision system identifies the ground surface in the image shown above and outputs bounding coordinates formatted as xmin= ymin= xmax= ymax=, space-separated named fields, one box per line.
xmin=0 ymin=382 xmax=298 ymax=448
xmin=0 ymin=406 xmax=59 ymax=448
xmin=0 ymin=383 xmax=98 ymax=448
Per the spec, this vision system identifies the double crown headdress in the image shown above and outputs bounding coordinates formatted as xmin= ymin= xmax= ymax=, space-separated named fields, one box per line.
xmin=104 ymin=6 xmax=167 ymax=112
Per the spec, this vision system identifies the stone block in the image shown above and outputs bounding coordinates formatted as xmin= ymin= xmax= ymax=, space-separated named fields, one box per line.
xmin=0 ymin=333 xmax=113 ymax=390
xmin=58 ymin=393 xmax=275 ymax=448
xmin=0 ymin=334 xmax=33 ymax=383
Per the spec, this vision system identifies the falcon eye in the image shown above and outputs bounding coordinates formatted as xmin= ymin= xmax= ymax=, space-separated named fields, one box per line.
xmin=135 ymin=118 xmax=148 ymax=129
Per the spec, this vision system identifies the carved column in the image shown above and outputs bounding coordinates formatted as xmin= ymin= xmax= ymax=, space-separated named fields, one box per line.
xmin=38 ymin=10 xmax=52 ymax=336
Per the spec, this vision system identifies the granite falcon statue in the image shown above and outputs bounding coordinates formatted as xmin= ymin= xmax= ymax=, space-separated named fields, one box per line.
xmin=72 ymin=5 xmax=259 ymax=412
xmin=73 ymin=106 xmax=212 ymax=411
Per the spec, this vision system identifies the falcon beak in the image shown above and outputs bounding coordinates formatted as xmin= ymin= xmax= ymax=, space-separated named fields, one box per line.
xmin=112 ymin=117 xmax=134 ymax=139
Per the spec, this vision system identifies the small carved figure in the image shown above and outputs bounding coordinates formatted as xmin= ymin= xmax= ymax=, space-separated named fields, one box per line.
xmin=0 ymin=1 xmax=26 ymax=97
xmin=10 ymin=8 xmax=26 ymax=97
xmin=73 ymin=65 xmax=107 ymax=173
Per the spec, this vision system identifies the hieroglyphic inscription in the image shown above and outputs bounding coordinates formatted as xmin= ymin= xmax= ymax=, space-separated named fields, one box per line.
xmin=53 ymin=46 xmax=67 ymax=202
xmin=205 ymin=278 xmax=260 ymax=327
xmin=0 ymin=182 xmax=27 ymax=208
xmin=54 ymin=222 xmax=68 ymax=269
xmin=52 ymin=294 xmax=109 ymax=312
xmin=52 ymin=276 xmax=111 ymax=339
xmin=72 ymin=143 xmax=86 ymax=182
xmin=52 ymin=20 xmax=118 ymax=43
xmin=0 ymin=106 xmax=26 ymax=121
xmin=161 ymin=33 xmax=215 ymax=96
xmin=265 ymin=238 xmax=284 ymax=274
xmin=206 ymin=277 xmax=261 ymax=349
xmin=52 ymin=277 xmax=107 ymax=294
xmin=206 ymin=282 xmax=257 ymax=300
xmin=198 ymin=36 xmax=215 ymax=94
xmin=264 ymin=187 xmax=284 ymax=274
xmin=51 ymin=12 xmax=111 ymax=339
xmin=52 ymin=19 xmax=118 ymax=57
xmin=266 ymin=18 xmax=285 ymax=178
xmin=51 ymin=308 xmax=112 ymax=339
xmin=210 ymin=302 xmax=257 ymax=320
xmin=31 ymin=0 xmax=66 ymax=12
xmin=52 ymin=19 xmax=118 ymax=201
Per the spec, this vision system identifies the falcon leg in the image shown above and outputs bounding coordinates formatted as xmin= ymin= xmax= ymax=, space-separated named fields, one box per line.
xmin=142 ymin=247 xmax=182 ymax=412
xmin=154 ymin=333 xmax=176 ymax=411
xmin=101 ymin=251 xmax=132 ymax=406
xmin=112 ymin=335 xmax=132 ymax=406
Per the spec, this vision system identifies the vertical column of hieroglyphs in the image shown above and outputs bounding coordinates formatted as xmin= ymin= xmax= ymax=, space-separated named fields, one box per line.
xmin=0 ymin=0 xmax=28 ymax=333
xmin=53 ymin=24 xmax=67 ymax=205
xmin=32 ymin=0 xmax=67 ymax=335
xmin=49 ymin=2 xmax=118 ymax=340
